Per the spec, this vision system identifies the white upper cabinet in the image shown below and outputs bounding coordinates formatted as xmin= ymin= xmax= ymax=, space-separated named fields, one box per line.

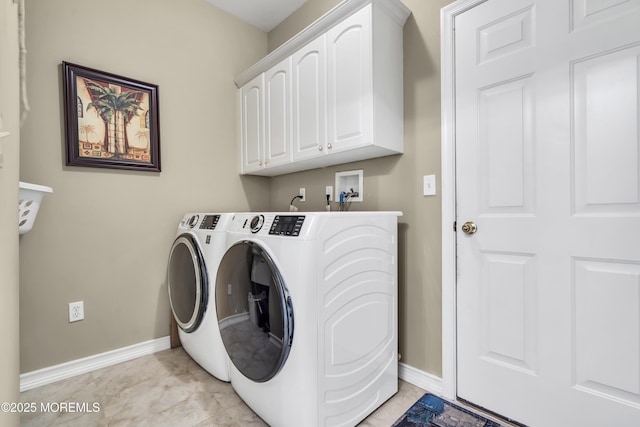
xmin=240 ymin=58 xmax=293 ymax=174
xmin=327 ymin=5 xmax=372 ymax=154
xmin=264 ymin=57 xmax=293 ymax=169
xmin=236 ymin=0 xmax=410 ymax=176
xmin=292 ymin=35 xmax=327 ymax=162
xmin=239 ymin=74 xmax=264 ymax=174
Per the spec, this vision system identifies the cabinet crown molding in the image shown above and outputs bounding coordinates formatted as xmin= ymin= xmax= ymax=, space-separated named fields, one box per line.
xmin=234 ymin=0 xmax=410 ymax=88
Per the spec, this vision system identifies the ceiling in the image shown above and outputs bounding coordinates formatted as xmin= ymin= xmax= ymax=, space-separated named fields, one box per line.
xmin=205 ymin=0 xmax=310 ymax=32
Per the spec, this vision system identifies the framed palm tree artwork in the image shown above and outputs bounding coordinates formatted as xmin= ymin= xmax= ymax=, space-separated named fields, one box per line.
xmin=62 ymin=62 xmax=160 ymax=172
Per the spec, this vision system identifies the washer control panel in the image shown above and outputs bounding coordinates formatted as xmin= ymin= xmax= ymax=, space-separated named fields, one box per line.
xmin=199 ymin=215 xmax=220 ymax=230
xmin=269 ymin=215 xmax=305 ymax=236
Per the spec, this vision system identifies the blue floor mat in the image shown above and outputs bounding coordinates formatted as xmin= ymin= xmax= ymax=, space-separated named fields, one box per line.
xmin=392 ymin=394 xmax=502 ymax=427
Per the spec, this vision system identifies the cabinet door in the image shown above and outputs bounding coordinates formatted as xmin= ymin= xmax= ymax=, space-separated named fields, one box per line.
xmin=327 ymin=5 xmax=373 ymax=153
xmin=264 ymin=57 xmax=292 ymax=168
xmin=292 ymin=35 xmax=327 ymax=161
xmin=240 ymin=74 xmax=264 ymax=173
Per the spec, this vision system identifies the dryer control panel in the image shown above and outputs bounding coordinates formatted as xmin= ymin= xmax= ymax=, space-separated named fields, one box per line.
xmin=269 ymin=215 xmax=305 ymax=236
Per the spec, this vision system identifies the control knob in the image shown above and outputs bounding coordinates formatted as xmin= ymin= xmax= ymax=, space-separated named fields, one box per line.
xmin=188 ymin=215 xmax=199 ymax=228
xmin=250 ymin=215 xmax=264 ymax=233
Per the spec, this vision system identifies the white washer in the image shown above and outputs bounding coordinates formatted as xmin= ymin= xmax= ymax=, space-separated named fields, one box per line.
xmin=167 ymin=213 xmax=233 ymax=381
xmin=215 ymin=211 xmax=401 ymax=426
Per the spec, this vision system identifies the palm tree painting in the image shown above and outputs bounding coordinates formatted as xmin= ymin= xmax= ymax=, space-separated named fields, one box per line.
xmin=64 ymin=62 xmax=161 ymax=172
xmin=83 ymin=79 xmax=144 ymax=158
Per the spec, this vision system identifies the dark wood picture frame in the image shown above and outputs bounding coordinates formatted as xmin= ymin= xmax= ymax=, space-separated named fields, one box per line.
xmin=62 ymin=62 xmax=161 ymax=172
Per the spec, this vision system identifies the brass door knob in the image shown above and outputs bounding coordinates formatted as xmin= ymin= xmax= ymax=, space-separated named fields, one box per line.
xmin=461 ymin=221 xmax=477 ymax=235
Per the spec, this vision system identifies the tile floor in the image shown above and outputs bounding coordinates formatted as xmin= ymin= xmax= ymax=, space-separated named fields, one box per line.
xmin=20 ymin=347 xmax=427 ymax=427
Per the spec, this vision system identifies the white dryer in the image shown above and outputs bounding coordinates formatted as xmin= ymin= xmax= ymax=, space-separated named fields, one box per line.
xmin=167 ymin=213 xmax=232 ymax=381
xmin=215 ymin=212 xmax=401 ymax=426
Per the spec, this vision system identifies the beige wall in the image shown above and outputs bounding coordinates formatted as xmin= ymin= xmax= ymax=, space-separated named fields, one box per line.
xmin=268 ymin=0 xmax=342 ymax=52
xmin=267 ymin=0 xmax=453 ymax=376
xmin=19 ymin=0 xmax=270 ymax=372
xmin=1 ymin=2 xmax=21 ymax=425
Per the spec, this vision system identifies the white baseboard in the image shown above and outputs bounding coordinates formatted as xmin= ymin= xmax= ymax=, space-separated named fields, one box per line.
xmin=20 ymin=336 xmax=171 ymax=392
xmin=20 ymin=337 xmax=441 ymax=397
xmin=398 ymin=362 xmax=443 ymax=396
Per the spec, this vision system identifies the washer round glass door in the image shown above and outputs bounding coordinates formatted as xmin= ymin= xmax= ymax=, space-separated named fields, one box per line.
xmin=216 ymin=241 xmax=294 ymax=382
xmin=167 ymin=234 xmax=208 ymax=333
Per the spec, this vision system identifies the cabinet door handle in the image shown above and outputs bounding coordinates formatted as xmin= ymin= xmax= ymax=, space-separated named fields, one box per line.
xmin=258 ymin=161 xmax=263 ymax=166
xmin=318 ymin=145 xmax=323 ymax=151
xmin=327 ymin=143 xmax=332 ymax=150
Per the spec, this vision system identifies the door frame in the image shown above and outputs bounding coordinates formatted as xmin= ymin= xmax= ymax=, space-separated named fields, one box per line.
xmin=440 ymin=0 xmax=487 ymax=401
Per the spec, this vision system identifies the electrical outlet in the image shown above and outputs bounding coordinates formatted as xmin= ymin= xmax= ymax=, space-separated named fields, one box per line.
xmin=299 ymin=187 xmax=306 ymax=202
xmin=69 ymin=301 xmax=84 ymax=322
xmin=325 ymin=186 xmax=333 ymax=201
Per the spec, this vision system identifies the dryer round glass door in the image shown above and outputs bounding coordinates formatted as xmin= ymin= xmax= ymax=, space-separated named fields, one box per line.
xmin=167 ymin=234 xmax=208 ymax=332
xmin=215 ymin=241 xmax=294 ymax=382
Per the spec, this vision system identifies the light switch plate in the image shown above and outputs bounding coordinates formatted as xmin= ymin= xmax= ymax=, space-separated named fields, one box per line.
xmin=423 ymin=175 xmax=436 ymax=196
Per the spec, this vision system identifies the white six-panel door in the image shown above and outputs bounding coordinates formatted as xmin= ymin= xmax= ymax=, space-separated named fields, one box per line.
xmin=454 ymin=0 xmax=640 ymax=425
